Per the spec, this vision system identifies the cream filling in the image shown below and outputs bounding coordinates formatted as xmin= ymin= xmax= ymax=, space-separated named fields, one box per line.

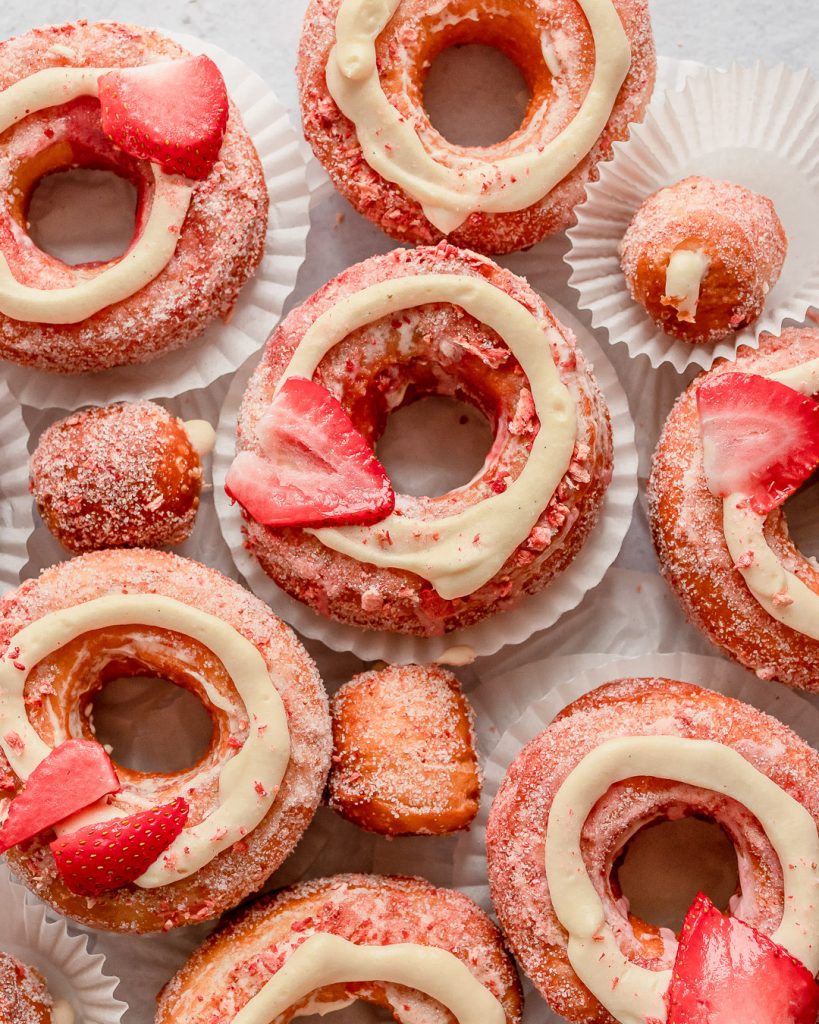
xmin=230 ymin=934 xmax=506 ymax=1024
xmin=662 ymin=248 xmax=710 ymax=323
xmin=183 ymin=419 xmax=216 ymax=459
xmin=0 ymin=595 xmax=290 ymax=889
xmin=545 ymin=736 xmax=819 ymax=1024
xmin=52 ymin=1000 xmax=75 ymax=1024
xmin=325 ymin=0 xmax=632 ymax=232
xmin=277 ymin=274 xmax=576 ymax=599
xmin=720 ymin=359 xmax=819 ymax=641
xmin=0 ymin=66 xmax=194 ymax=324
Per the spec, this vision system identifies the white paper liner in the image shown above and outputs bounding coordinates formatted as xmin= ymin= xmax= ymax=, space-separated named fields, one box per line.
xmin=567 ymin=61 xmax=819 ymax=373
xmin=1 ymin=30 xmax=311 ymax=409
xmin=451 ymin=646 xmax=819 ymax=1022
xmin=0 ymin=863 xmax=125 ymax=1024
xmin=0 ymin=378 xmax=34 ymax=594
xmin=212 ymin=296 xmax=637 ymax=664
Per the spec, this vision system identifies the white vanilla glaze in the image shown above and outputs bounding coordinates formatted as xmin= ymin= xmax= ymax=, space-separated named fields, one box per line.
xmin=0 ymin=67 xmax=194 ymax=324
xmin=183 ymin=419 xmax=217 ymax=459
xmin=325 ymin=0 xmax=632 ymax=232
xmin=230 ymin=934 xmax=507 ymax=1024
xmin=720 ymin=360 xmax=819 ymax=641
xmin=0 ymin=595 xmax=289 ymax=889
xmin=662 ymin=248 xmax=710 ymax=322
xmin=278 ymin=274 xmax=576 ymax=599
xmin=545 ymin=735 xmax=819 ymax=1024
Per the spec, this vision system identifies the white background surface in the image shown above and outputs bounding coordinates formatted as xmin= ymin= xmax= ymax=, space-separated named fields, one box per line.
xmin=2 ymin=2 xmax=819 ymax=1023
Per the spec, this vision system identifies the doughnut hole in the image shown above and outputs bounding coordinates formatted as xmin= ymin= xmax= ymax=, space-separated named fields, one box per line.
xmin=5 ymin=97 xmax=153 ymax=276
xmin=581 ymin=782 xmax=783 ymax=967
xmin=379 ymin=0 xmax=578 ymax=157
xmin=316 ymin=304 xmax=538 ymax=512
xmin=614 ymin=816 xmax=739 ymax=933
xmin=30 ymin=402 xmax=203 ymax=553
xmin=376 ymin=397 xmax=493 ymax=497
xmin=21 ymin=624 xmax=248 ymax=829
xmin=327 ymin=664 xmax=480 ymax=836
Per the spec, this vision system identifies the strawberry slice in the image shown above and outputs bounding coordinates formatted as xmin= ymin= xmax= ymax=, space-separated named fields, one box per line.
xmin=50 ymin=797 xmax=188 ymax=896
xmin=98 ymin=55 xmax=228 ymax=179
xmin=667 ymin=893 xmax=819 ymax=1024
xmin=225 ymin=376 xmax=395 ymax=528
xmin=0 ymin=740 xmax=119 ymax=854
xmin=697 ymin=372 xmax=819 ymax=514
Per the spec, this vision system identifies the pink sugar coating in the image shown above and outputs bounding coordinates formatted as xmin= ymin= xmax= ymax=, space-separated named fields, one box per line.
xmin=327 ymin=663 xmax=481 ymax=834
xmin=0 ymin=21 xmax=268 ymax=374
xmin=157 ymin=874 xmax=523 ymax=1024
xmin=236 ymin=242 xmax=613 ymax=636
xmin=30 ymin=401 xmax=202 ymax=553
xmin=297 ymin=0 xmax=656 ymax=254
xmin=649 ymin=327 xmax=819 ymax=690
xmin=0 ymin=549 xmax=331 ymax=934
xmin=0 ymin=953 xmax=53 ymax=1024
xmin=486 ymin=677 xmax=819 ymax=1024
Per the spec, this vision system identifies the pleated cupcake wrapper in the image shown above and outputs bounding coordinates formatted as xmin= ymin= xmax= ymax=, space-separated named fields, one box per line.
xmin=212 ymin=297 xmax=637 ymax=664
xmin=0 ymin=378 xmax=35 ymax=593
xmin=3 ymin=30 xmax=312 ymax=410
xmin=567 ymin=61 xmax=819 ymax=373
xmin=450 ymin=644 xmax=819 ymax=1023
xmin=0 ymin=863 xmax=126 ymax=1024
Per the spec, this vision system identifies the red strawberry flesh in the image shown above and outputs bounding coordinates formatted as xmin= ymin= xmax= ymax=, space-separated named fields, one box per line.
xmin=98 ymin=55 xmax=228 ymax=179
xmin=225 ymin=376 xmax=395 ymax=528
xmin=50 ymin=796 xmax=188 ymax=896
xmin=667 ymin=893 xmax=819 ymax=1024
xmin=697 ymin=372 xmax=819 ymax=514
xmin=0 ymin=740 xmax=119 ymax=854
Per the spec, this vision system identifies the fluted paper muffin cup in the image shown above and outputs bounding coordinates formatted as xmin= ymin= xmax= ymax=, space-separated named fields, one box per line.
xmin=0 ymin=377 xmax=35 ymax=593
xmin=3 ymin=30 xmax=312 ymax=409
xmin=450 ymin=649 xmax=819 ymax=1023
xmin=567 ymin=62 xmax=819 ymax=373
xmin=212 ymin=299 xmax=637 ymax=665
xmin=0 ymin=863 xmax=126 ymax=1024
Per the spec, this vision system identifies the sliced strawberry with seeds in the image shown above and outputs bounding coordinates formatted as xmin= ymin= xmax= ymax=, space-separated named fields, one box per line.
xmin=98 ymin=56 xmax=228 ymax=179
xmin=667 ymin=893 xmax=819 ymax=1023
xmin=50 ymin=797 xmax=188 ymax=896
xmin=225 ymin=376 xmax=395 ymax=528
xmin=0 ymin=740 xmax=119 ymax=854
xmin=697 ymin=372 xmax=819 ymax=514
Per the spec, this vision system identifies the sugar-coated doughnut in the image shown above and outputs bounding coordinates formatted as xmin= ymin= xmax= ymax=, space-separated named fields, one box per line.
xmin=30 ymin=402 xmax=214 ymax=554
xmin=487 ymin=678 xmax=819 ymax=1024
xmin=156 ymin=874 xmax=523 ymax=1023
xmin=298 ymin=0 xmax=656 ymax=254
xmin=327 ymin=663 xmax=480 ymax=835
xmin=0 ymin=953 xmax=56 ymax=1024
xmin=0 ymin=549 xmax=331 ymax=933
xmin=0 ymin=21 xmax=268 ymax=373
xmin=620 ymin=176 xmax=787 ymax=344
xmin=649 ymin=327 xmax=819 ymax=689
xmin=230 ymin=243 xmax=613 ymax=636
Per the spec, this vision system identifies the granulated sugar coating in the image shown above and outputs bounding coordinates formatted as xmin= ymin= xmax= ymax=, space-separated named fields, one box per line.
xmin=156 ymin=874 xmax=523 ymax=1024
xmin=0 ymin=953 xmax=54 ymax=1024
xmin=328 ymin=663 xmax=480 ymax=835
xmin=486 ymin=677 xmax=819 ymax=1024
xmin=30 ymin=402 xmax=203 ymax=553
xmin=620 ymin=176 xmax=787 ymax=345
xmin=0 ymin=21 xmax=268 ymax=373
xmin=297 ymin=0 xmax=656 ymax=254
xmin=236 ymin=243 xmax=613 ymax=636
xmin=0 ymin=549 xmax=332 ymax=934
xmin=649 ymin=327 xmax=819 ymax=689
